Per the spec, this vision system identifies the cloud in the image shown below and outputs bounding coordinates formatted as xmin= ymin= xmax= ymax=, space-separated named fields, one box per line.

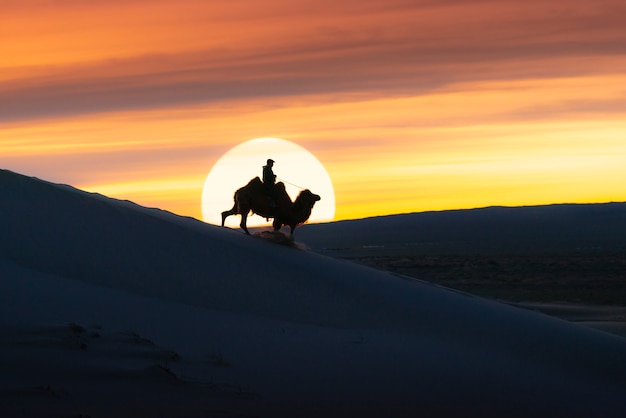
xmin=2 ymin=0 xmax=625 ymax=123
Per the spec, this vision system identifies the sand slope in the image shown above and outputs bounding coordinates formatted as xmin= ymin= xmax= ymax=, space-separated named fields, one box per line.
xmin=1 ymin=169 xmax=626 ymax=417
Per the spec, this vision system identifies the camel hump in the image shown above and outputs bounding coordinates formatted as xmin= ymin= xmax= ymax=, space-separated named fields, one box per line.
xmin=236 ymin=177 xmax=262 ymax=193
xmin=236 ymin=177 xmax=289 ymax=205
xmin=247 ymin=176 xmax=283 ymax=189
xmin=246 ymin=177 xmax=262 ymax=187
xmin=242 ymin=177 xmax=285 ymax=194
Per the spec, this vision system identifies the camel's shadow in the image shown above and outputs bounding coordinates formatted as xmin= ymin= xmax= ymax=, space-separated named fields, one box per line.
xmin=252 ymin=230 xmax=308 ymax=249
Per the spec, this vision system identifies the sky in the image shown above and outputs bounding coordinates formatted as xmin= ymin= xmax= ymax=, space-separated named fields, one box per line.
xmin=2 ymin=0 xmax=626 ymax=221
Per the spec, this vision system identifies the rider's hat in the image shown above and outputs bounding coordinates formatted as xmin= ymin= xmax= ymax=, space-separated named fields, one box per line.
xmin=267 ymin=159 xmax=275 ymax=164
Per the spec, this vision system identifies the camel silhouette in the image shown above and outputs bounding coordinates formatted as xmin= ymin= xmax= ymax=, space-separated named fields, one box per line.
xmin=221 ymin=177 xmax=320 ymax=238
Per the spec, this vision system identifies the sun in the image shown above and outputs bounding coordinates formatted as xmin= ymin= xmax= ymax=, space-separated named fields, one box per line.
xmin=202 ymin=137 xmax=335 ymax=228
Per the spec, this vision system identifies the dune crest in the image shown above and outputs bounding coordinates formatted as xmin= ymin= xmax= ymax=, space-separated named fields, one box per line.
xmin=1 ymin=169 xmax=626 ymax=417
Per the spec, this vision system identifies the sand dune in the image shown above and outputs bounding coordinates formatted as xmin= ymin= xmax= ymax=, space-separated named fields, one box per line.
xmin=2 ymin=169 xmax=626 ymax=417
xmin=295 ymin=201 xmax=626 ymax=254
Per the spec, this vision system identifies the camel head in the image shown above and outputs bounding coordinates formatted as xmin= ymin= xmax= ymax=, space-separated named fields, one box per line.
xmin=285 ymin=189 xmax=320 ymax=230
xmin=297 ymin=189 xmax=321 ymax=207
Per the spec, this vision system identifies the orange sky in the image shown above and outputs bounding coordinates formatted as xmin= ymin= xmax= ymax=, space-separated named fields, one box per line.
xmin=3 ymin=0 xmax=626 ymax=221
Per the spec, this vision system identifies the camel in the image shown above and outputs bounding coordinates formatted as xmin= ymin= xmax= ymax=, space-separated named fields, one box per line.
xmin=221 ymin=177 xmax=321 ymax=238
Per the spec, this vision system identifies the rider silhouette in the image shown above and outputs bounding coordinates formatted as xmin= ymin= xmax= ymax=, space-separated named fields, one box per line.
xmin=262 ymin=159 xmax=277 ymax=208
xmin=262 ymin=159 xmax=276 ymax=187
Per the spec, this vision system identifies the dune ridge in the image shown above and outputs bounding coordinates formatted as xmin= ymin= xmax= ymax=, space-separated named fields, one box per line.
xmin=2 ymin=169 xmax=626 ymax=417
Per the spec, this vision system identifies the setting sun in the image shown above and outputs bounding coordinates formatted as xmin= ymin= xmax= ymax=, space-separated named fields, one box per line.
xmin=202 ymin=137 xmax=335 ymax=227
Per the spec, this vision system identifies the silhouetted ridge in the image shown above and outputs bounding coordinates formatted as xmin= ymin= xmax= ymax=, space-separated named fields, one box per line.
xmin=298 ymin=203 xmax=626 ymax=254
xmin=1 ymin=169 xmax=210 ymax=282
xmin=3 ymin=168 xmax=626 ymax=418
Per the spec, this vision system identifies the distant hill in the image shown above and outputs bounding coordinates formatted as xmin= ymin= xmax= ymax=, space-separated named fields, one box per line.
xmin=297 ymin=203 xmax=626 ymax=255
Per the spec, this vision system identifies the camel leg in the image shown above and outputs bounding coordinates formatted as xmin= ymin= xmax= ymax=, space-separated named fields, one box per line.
xmin=272 ymin=218 xmax=282 ymax=233
xmin=221 ymin=206 xmax=237 ymax=227
xmin=240 ymin=214 xmax=250 ymax=235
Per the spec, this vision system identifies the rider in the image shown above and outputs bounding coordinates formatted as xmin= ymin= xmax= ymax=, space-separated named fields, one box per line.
xmin=262 ymin=158 xmax=277 ymax=208
xmin=262 ymin=158 xmax=276 ymax=187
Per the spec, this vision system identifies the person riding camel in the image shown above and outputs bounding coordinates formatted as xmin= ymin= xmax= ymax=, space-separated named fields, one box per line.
xmin=263 ymin=159 xmax=276 ymax=187
xmin=262 ymin=158 xmax=277 ymax=208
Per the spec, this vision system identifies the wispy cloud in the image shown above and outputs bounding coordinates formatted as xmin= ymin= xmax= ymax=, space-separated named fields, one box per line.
xmin=3 ymin=0 xmax=625 ymax=122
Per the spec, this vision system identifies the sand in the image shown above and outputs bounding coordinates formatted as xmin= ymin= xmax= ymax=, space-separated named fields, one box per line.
xmin=2 ymin=169 xmax=626 ymax=417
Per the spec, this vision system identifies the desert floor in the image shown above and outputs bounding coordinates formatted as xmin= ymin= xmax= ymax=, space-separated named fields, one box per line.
xmin=316 ymin=246 xmax=626 ymax=338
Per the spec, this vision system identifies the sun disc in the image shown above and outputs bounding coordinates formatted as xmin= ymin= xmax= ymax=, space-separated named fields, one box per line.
xmin=202 ymin=137 xmax=335 ymax=228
